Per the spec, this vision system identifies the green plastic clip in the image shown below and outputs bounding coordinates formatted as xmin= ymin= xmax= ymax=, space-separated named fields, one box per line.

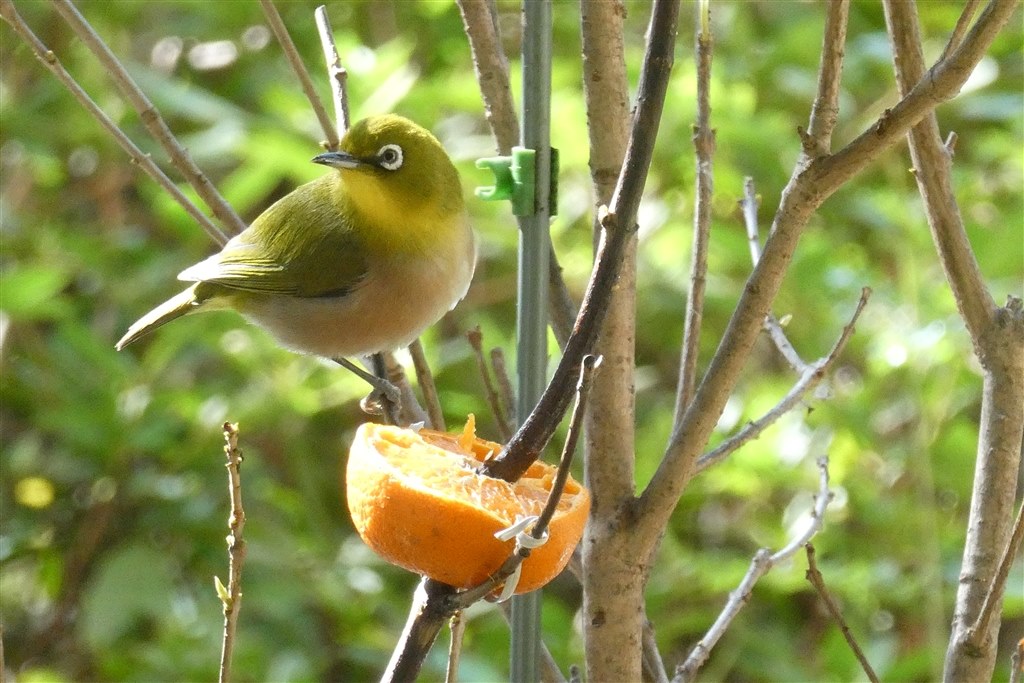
xmin=475 ymin=147 xmax=558 ymax=217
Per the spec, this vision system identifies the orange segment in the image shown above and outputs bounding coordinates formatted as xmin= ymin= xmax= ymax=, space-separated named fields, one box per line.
xmin=345 ymin=418 xmax=590 ymax=593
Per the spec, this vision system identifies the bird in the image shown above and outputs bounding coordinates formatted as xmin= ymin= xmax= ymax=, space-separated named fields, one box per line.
xmin=116 ymin=114 xmax=476 ymax=393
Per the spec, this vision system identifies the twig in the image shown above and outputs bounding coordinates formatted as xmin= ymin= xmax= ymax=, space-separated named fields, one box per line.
xmin=695 ymin=287 xmax=869 ymax=474
xmin=314 ymin=6 xmax=350 ymax=138
xmin=482 ymin=0 xmax=680 ymax=483
xmin=1011 ymin=639 xmax=1024 ymax=683
xmin=0 ymin=0 xmax=228 ymax=247
xmin=456 ymin=354 xmax=600 ymax=606
xmin=408 ymin=339 xmax=445 ymax=431
xmin=445 ymin=611 xmax=465 ymax=683
xmin=940 ymin=0 xmax=985 ymax=61
xmin=642 ymin=617 xmax=670 ymax=683
xmin=467 ymin=328 xmax=512 ymax=441
xmin=805 ymin=544 xmax=880 ymax=683
xmin=740 ymin=177 xmax=808 ymax=373
xmin=674 ymin=457 xmax=833 ymax=683
xmin=490 ymin=347 xmax=517 ymax=428
xmin=259 ymin=0 xmax=338 ymax=150
xmin=965 ymin=500 xmax=1024 ymax=648
xmin=675 ymin=0 xmax=715 ymax=413
xmin=217 ymin=422 xmax=247 ymax=683
xmin=0 ymin=622 xmax=5 ymax=683
xmin=801 ymin=0 xmax=850 ymax=158
xmin=51 ymin=0 xmax=247 ymax=237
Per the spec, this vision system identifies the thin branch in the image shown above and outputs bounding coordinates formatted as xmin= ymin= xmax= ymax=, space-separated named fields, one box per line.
xmin=695 ymin=288 xmax=869 ymax=474
xmin=259 ymin=0 xmax=338 ymax=150
xmin=801 ymin=0 xmax=850 ymax=158
xmin=741 ymin=177 xmax=808 ymax=373
xmin=383 ymin=352 xmax=429 ymax=428
xmin=0 ymin=0 xmax=229 ymax=246
xmin=467 ymin=328 xmax=512 ymax=441
xmin=445 ymin=611 xmax=465 ymax=683
xmin=408 ymin=339 xmax=445 ymax=431
xmin=674 ymin=457 xmax=832 ymax=683
xmin=218 ymin=422 xmax=247 ymax=683
xmin=482 ymin=0 xmax=680 ymax=483
xmin=490 ymin=347 xmax=517 ymax=428
xmin=940 ymin=0 xmax=985 ymax=61
xmin=642 ymin=617 xmax=671 ymax=683
xmin=676 ymin=0 xmax=716 ymax=413
xmin=314 ymin=6 xmax=350 ymax=138
xmin=965 ymin=500 xmax=1024 ymax=648
xmin=51 ymin=0 xmax=247 ymax=237
xmin=805 ymin=544 xmax=880 ymax=683
xmin=1011 ymin=639 xmax=1024 ymax=683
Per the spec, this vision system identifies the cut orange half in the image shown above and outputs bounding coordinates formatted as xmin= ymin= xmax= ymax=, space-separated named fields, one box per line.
xmin=345 ymin=417 xmax=590 ymax=593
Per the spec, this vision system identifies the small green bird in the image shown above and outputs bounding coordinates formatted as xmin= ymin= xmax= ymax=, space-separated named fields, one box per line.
xmin=117 ymin=115 xmax=476 ymax=369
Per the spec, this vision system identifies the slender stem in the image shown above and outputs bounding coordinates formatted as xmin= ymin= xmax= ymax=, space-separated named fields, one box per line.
xmin=676 ymin=0 xmax=715 ymax=413
xmin=805 ymin=544 xmax=880 ymax=683
xmin=0 ymin=0 xmax=228 ymax=246
xmin=51 ymin=0 xmax=247 ymax=237
xmin=445 ymin=611 xmax=465 ymax=683
xmin=218 ymin=423 xmax=247 ymax=683
xmin=408 ymin=340 xmax=445 ymax=431
xmin=802 ymin=0 xmax=850 ymax=158
xmin=490 ymin=348 xmax=517 ymax=429
xmin=965 ymin=500 xmax=1024 ymax=648
xmin=259 ymin=0 xmax=338 ymax=150
xmin=314 ymin=6 xmax=350 ymax=138
xmin=940 ymin=0 xmax=985 ymax=61
xmin=467 ymin=328 xmax=512 ymax=441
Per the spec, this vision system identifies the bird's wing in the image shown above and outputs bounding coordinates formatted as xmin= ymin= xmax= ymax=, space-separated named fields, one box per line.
xmin=179 ymin=178 xmax=369 ymax=298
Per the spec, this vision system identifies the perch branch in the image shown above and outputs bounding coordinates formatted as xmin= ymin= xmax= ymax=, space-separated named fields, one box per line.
xmin=409 ymin=339 xmax=445 ymax=431
xmin=675 ymin=0 xmax=716 ymax=412
xmin=674 ymin=457 xmax=833 ymax=683
xmin=695 ymin=288 xmax=869 ymax=474
xmin=0 ymin=0 xmax=228 ymax=246
xmin=801 ymin=0 xmax=849 ymax=158
xmin=964 ymin=500 xmax=1024 ymax=650
xmin=445 ymin=611 xmax=466 ymax=683
xmin=217 ymin=423 xmax=247 ymax=683
xmin=805 ymin=544 xmax=880 ymax=683
xmin=941 ymin=0 xmax=985 ymax=61
xmin=490 ymin=347 xmax=516 ymax=428
xmin=259 ymin=0 xmax=338 ymax=150
xmin=51 ymin=0 xmax=247 ymax=237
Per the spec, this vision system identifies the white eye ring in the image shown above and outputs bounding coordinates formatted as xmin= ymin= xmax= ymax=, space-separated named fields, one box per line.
xmin=377 ymin=144 xmax=404 ymax=171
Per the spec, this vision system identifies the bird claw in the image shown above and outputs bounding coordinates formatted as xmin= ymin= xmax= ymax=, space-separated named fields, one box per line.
xmin=359 ymin=379 xmax=401 ymax=416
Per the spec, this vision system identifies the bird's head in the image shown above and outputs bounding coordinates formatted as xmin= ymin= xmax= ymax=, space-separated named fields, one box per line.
xmin=312 ymin=115 xmax=464 ymax=225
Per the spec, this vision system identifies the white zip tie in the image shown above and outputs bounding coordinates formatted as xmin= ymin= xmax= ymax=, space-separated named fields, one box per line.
xmin=492 ymin=515 xmax=549 ymax=601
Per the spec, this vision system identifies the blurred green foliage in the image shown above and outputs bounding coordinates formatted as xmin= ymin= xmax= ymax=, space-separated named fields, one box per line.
xmin=1 ymin=1 xmax=1021 ymax=681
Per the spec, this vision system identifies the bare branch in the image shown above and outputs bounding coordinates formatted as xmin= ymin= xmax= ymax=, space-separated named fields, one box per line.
xmin=642 ymin=617 xmax=670 ymax=683
xmin=467 ymin=328 xmax=512 ymax=441
xmin=740 ymin=177 xmax=808 ymax=373
xmin=408 ymin=340 xmax=445 ymax=431
xmin=940 ymin=0 xmax=985 ymax=61
xmin=51 ymin=0 xmax=247 ymax=237
xmin=674 ymin=457 xmax=832 ymax=682
xmin=1011 ymin=639 xmax=1024 ymax=683
xmin=218 ymin=422 xmax=247 ymax=683
xmin=444 ymin=611 xmax=465 ymax=683
xmin=805 ymin=544 xmax=880 ymax=683
xmin=801 ymin=0 xmax=850 ymax=157
xmin=675 ymin=0 xmax=716 ymax=414
xmin=695 ymin=288 xmax=869 ymax=474
xmin=0 ymin=0 xmax=229 ymax=246
xmin=259 ymin=0 xmax=338 ymax=150
xmin=965 ymin=500 xmax=1024 ymax=649
xmin=490 ymin=347 xmax=516 ymax=428
xmin=314 ymin=6 xmax=350 ymax=138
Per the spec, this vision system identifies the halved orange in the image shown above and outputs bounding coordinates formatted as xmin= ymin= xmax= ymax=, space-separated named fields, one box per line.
xmin=345 ymin=417 xmax=590 ymax=593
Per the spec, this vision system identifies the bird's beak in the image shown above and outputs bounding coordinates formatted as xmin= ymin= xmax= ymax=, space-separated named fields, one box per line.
xmin=311 ymin=151 xmax=368 ymax=170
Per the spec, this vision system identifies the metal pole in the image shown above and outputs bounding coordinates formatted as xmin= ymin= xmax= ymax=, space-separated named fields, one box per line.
xmin=511 ymin=0 xmax=551 ymax=680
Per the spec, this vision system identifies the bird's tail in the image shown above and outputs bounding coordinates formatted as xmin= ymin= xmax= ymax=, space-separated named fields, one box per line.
xmin=115 ymin=285 xmax=201 ymax=350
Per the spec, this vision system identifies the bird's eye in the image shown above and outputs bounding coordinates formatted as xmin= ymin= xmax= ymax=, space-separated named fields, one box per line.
xmin=377 ymin=144 xmax=404 ymax=171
